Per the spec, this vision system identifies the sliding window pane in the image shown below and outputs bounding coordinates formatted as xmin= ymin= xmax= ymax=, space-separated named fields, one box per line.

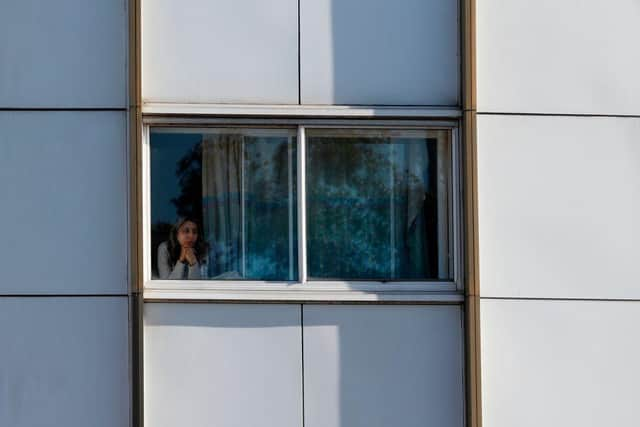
xmin=306 ymin=129 xmax=452 ymax=281
xmin=150 ymin=129 xmax=297 ymax=281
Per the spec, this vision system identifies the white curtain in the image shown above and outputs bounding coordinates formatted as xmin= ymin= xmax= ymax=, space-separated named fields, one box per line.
xmin=202 ymin=134 xmax=243 ymax=277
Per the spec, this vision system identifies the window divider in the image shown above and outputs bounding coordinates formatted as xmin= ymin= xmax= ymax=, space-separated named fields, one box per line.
xmin=288 ymin=135 xmax=295 ymax=281
xmin=240 ymin=136 xmax=247 ymax=277
xmin=141 ymin=125 xmax=152 ymax=283
xmin=452 ymin=127 xmax=464 ymax=291
xmin=297 ymin=125 xmax=308 ymax=284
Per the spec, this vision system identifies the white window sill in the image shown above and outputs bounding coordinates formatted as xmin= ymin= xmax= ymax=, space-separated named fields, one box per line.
xmin=143 ymin=281 xmax=464 ymax=303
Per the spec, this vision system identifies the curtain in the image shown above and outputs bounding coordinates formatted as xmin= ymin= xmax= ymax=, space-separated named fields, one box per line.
xmin=202 ymin=134 xmax=296 ymax=280
xmin=202 ymin=134 xmax=243 ymax=277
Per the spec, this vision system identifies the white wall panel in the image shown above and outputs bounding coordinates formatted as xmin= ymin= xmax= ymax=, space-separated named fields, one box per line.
xmin=142 ymin=0 xmax=298 ymax=104
xmin=300 ymin=0 xmax=459 ymax=106
xmin=303 ymin=305 xmax=464 ymax=427
xmin=144 ymin=303 xmax=302 ymax=427
xmin=477 ymin=0 xmax=640 ymax=115
xmin=481 ymin=299 xmax=640 ymax=427
xmin=0 ymin=0 xmax=127 ymax=108
xmin=0 ymin=297 xmax=129 ymax=427
xmin=0 ymin=112 xmax=128 ymax=294
xmin=477 ymin=115 xmax=640 ymax=299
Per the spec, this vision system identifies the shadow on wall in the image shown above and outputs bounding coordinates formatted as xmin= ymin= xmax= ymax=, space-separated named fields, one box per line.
xmin=303 ymin=305 xmax=465 ymax=427
xmin=322 ymin=0 xmax=464 ymax=421
xmin=145 ymin=0 xmax=464 ymax=423
xmin=145 ymin=303 xmax=464 ymax=427
xmin=144 ymin=303 xmax=297 ymax=328
xmin=327 ymin=0 xmax=459 ymax=106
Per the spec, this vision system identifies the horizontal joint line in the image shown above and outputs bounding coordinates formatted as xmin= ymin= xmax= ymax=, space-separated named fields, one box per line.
xmin=0 ymin=108 xmax=127 ymax=112
xmin=477 ymin=111 xmax=640 ymax=119
xmin=480 ymin=296 xmax=640 ymax=302
xmin=0 ymin=294 xmax=130 ymax=298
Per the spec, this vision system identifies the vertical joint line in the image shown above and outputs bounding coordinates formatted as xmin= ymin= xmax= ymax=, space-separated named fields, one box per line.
xmin=300 ymin=304 xmax=305 ymax=427
xmin=297 ymin=0 xmax=301 ymax=105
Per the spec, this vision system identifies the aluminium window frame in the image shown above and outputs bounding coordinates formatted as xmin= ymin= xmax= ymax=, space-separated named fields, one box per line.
xmin=141 ymin=114 xmax=464 ymax=302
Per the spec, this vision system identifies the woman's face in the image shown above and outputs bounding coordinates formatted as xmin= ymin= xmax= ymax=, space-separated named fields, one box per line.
xmin=177 ymin=221 xmax=198 ymax=248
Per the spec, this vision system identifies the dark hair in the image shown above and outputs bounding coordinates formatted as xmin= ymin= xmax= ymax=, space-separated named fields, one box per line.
xmin=166 ymin=217 xmax=208 ymax=266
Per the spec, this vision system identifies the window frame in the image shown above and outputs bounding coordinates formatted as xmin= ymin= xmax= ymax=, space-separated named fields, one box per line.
xmin=142 ymin=115 xmax=463 ymax=302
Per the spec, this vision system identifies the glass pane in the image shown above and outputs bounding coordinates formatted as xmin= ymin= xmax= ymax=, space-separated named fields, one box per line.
xmin=306 ymin=129 xmax=452 ymax=281
xmin=150 ymin=129 xmax=297 ymax=281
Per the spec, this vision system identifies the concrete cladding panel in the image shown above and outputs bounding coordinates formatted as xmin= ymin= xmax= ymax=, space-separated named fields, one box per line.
xmin=0 ymin=297 xmax=129 ymax=427
xmin=303 ymin=305 xmax=465 ymax=427
xmin=0 ymin=112 xmax=128 ymax=294
xmin=481 ymin=299 xmax=640 ymax=427
xmin=477 ymin=115 xmax=640 ymax=299
xmin=0 ymin=0 xmax=127 ymax=108
xmin=300 ymin=0 xmax=459 ymax=106
xmin=144 ymin=303 xmax=302 ymax=427
xmin=142 ymin=0 xmax=298 ymax=104
xmin=477 ymin=0 xmax=640 ymax=115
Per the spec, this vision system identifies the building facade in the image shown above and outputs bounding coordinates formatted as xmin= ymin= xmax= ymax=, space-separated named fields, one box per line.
xmin=0 ymin=1 xmax=638 ymax=426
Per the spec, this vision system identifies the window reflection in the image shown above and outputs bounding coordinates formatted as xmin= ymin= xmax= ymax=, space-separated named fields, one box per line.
xmin=150 ymin=127 xmax=452 ymax=283
xmin=306 ymin=130 xmax=452 ymax=280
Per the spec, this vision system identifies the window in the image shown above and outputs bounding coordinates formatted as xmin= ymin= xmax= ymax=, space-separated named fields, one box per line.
xmin=149 ymin=128 xmax=298 ymax=281
xmin=305 ymin=129 xmax=453 ymax=281
xmin=143 ymin=120 xmax=461 ymax=300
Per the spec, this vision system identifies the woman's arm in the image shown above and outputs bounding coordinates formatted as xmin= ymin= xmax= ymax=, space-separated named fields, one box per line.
xmin=158 ymin=242 xmax=187 ymax=279
xmin=158 ymin=242 xmax=202 ymax=279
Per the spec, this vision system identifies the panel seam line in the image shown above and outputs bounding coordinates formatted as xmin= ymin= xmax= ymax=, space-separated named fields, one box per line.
xmin=477 ymin=111 xmax=640 ymax=119
xmin=301 ymin=304 xmax=306 ymax=427
xmin=480 ymin=296 xmax=640 ymax=302
xmin=0 ymin=108 xmax=127 ymax=112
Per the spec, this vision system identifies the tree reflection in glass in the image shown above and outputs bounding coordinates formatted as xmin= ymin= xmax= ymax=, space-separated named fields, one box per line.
xmin=306 ymin=130 xmax=451 ymax=281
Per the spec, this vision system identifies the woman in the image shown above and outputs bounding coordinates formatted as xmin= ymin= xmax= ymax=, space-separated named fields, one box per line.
xmin=157 ymin=217 xmax=208 ymax=279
